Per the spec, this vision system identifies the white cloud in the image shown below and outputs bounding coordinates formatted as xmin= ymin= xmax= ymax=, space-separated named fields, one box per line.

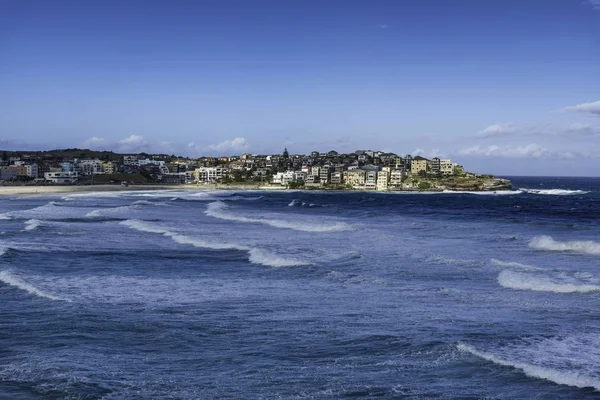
xmin=562 ymin=100 xmax=600 ymax=116
xmin=566 ymin=122 xmax=600 ymax=137
xmin=586 ymin=0 xmax=600 ymax=10
xmin=411 ymin=148 xmax=445 ymax=158
xmin=207 ymin=137 xmax=249 ymax=153
xmin=119 ymin=134 xmax=148 ymax=146
xmin=457 ymin=144 xmax=551 ymax=158
xmin=476 ymin=123 xmax=516 ymax=137
xmin=81 ymin=137 xmax=108 ymax=149
xmin=116 ymin=135 xmax=149 ymax=153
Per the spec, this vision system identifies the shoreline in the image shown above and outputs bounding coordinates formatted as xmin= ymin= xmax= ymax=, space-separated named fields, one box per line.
xmin=0 ymin=183 xmax=517 ymax=197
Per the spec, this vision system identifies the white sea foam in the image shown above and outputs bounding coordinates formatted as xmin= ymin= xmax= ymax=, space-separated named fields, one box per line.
xmin=205 ymin=201 xmax=351 ymax=232
xmin=442 ymin=190 xmax=523 ymax=196
xmin=120 ymin=219 xmax=310 ymax=267
xmin=0 ymin=214 xmax=11 ymax=220
xmin=23 ymin=219 xmax=43 ymax=232
xmin=0 ymin=270 xmax=64 ymax=301
xmin=490 ymin=259 xmax=539 ymax=271
xmin=85 ymin=210 xmax=102 ymax=218
xmin=521 ymin=188 xmax=589 ymax=196
xmin=529 ymin=236 xmax=600 ymax=256
xmin=247 ymin=248 xmax=311 ymax=267
xmin=120 ymin=219 xmax=173 ymax=235
xmin=86 ymin=205 xmax=138 ymax=218
xmin=133 ymin=199 xmax=169 ymax=206
xmin=3 ymin=201 xmax=82 ymax=220
xmin=497 ymin=270 xmax=600 ymax=293
xmin=458 ymin=343 xmax=600 ymax=391
xmin=0 ymin=245 xmax=8 ymax=257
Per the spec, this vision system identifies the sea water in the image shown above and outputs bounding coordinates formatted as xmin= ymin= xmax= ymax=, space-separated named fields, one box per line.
xmin=0 ymin=176 xmax=599 ymax=399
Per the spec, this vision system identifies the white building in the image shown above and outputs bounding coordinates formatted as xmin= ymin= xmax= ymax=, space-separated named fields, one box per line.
xmin=76 ymin=159 xmax=102 ymax=175
xmin=195 ymin=167 xmax=229 ymax=183
xmin=25 ymin=163 xmax=38 ymax=178
xmin=365 ymin=171 xmax=377 ymax=190
xmin=123 ymin=155 xmax=139 ymax=166
xmin=389 ymin=169 xmax=404 ymax=188
xmin=440 ymin=159 xmax=453 ymax=175
xmin=44 ymin=171 xmax=79 ymax=184
xmin=138 ymin=159 xmax=169 ymax=174
xmin=272 ymin=171 xmax=300 ymax=186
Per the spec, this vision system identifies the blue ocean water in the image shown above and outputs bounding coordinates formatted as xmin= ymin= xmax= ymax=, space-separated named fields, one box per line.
xmin=0 ymin=176 xmax=599 ymax=399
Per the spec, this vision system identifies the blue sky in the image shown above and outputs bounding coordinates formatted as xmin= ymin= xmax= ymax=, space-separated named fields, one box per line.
xmin=1 ymin=0 xmax=599 ymax=175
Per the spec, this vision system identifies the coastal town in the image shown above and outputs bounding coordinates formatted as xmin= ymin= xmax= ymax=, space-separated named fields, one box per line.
xmin=0 ymin=148 xmax=511 ymax=191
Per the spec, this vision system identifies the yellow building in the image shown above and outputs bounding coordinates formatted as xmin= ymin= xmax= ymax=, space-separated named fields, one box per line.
xmin=101 ymin=161 xmax=115 ymax=174
xmin=344 ymin=170 xmax=365 ymax=187
xmin=376 ymin=170 xmax=389 ymax=190
xmin=411 ymin=157 xmax=429 ymax=174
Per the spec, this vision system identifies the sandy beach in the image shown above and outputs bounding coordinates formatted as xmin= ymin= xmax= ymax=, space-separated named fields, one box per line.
xmin=0 ymin=183 xmax=286 ymax=197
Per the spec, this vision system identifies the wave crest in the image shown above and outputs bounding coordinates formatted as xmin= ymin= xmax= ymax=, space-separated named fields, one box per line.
xmin=458 ymin=343 xmax=600 ymax=391
xmin=0 ymin=270 xmax=65 ymax=301
xmin=529 ymin=236 xmax=600 ymax=256
xmin=497 ymin=270 xmax=600 ymax=293
xmin=521 ymin=188 xmax=589 ymax=195
xmin=120 ymin=219 xmax=310 ymax=267
xmin=205 ymin=201 xmax=351 ymax=232
xmin=23 ymin=219 xmax=43 ymax=232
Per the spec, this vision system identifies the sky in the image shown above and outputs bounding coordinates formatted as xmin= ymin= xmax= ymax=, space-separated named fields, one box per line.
xmin=1 ymin=0 xmax=599 ymax=175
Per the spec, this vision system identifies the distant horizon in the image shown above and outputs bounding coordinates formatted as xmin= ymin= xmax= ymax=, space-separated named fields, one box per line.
xmin=1 ymin=0 xmax=599 ymax=176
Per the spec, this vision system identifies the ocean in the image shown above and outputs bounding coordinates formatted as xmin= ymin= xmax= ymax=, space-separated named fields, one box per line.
xmin=0 ymin=176 xmax=599 ymax=399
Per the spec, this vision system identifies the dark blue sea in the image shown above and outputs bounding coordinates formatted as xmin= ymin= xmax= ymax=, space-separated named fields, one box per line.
xmin=1 ymin=176 xmax=599 ymax=399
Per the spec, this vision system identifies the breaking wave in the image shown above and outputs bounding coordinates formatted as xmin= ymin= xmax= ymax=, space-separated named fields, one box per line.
xmin=85 ymin=205 xmax=138 ymax=218
xmin=458 ymin=343 xmax=600 ymax=391
xmin=490 ymin=259 xmax=539 ymax=271
xmin=529 ymin=236 xmax=600 ymax=256
xmin=205 ymin=201 xmax=351 ymax=232
xmin=0 ymin=214 xmax=11 ymax=220
xmin=442 ymin=190 xmax=523 ymax=196
xmin=0 ymin=270 xmax=64 ymax=301
xmin=120 ymin=219 xmax=310 ymax=267
xmin=521 ymin=188 xmax=590 ymax=196
xmin=497 ymin=270 xmax=600 ymax=293
xmin=247 ymin=249 xmax=310 ymax=268
xmin=23 ymin=219 xmax=43 ymax=232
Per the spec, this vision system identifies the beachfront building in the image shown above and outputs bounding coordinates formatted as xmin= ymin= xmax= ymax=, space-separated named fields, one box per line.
xmin=440 ymin=159 xmax=453 ymax=175
xmin=194 ymin=167 xmax=229 ymax=183
xmin=365 ymin=171 xmax=377 ymax=190
xmin=376 ymin=170 xmax=389 ymax=190
xmin=330 ymin=171 xmax=343 ymax=185
xmin=272 ymin=171 xmax=300 ymax=185
xmin=123 ymin=155 xmax=139 ymax=166
xmin=76 ymin=159 xmax=103 ymax=175
xmin=411 ymin=156 xmax=429 ymax=174
xmin=159 ymin=173 xmax=186 ymax=184
xmin=101 ymin=161 xmax=115 ymax=174
xmin=345 ymin=170 xmax=365 ymax=187
xmin=305 ymin=174 xmax=319 ymax=184
xmin=431 ymin=157 xmax=441 ymax=174
xmin=319 ymin=167 xmax=331 ymax=184
xmin=389 ymin=169 xmax=404 ymax=189
xmin=44 ymin=171 xmax=79 ymax=184
xmin=25 ymin=163 xmax=39 ymax=178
